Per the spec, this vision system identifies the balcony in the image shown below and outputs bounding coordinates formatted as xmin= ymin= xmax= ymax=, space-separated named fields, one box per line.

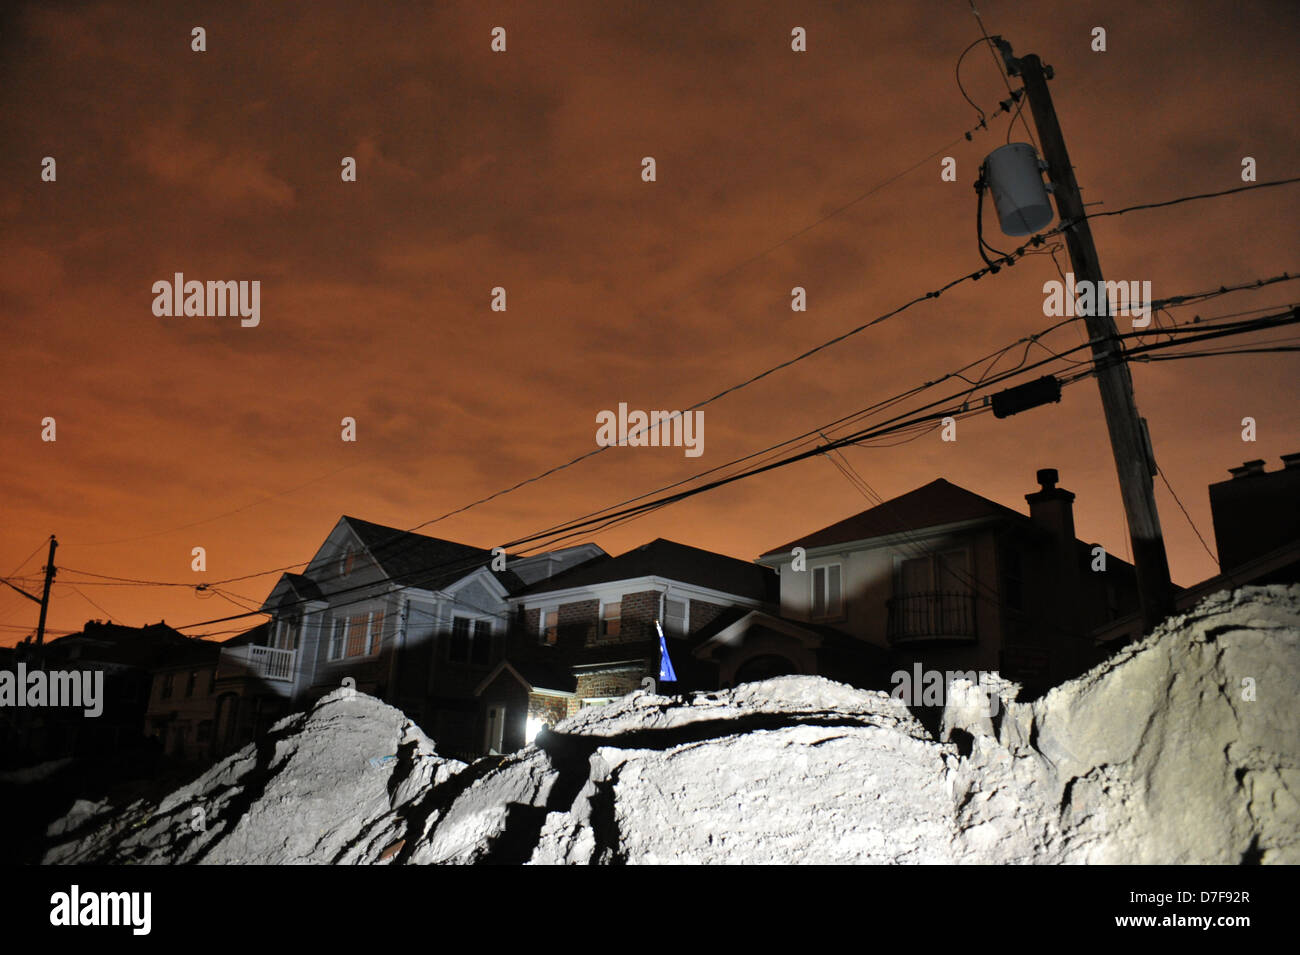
xmin=887 ymin=591 xmax=977 ymax=645
xmin=217 ymin=645 xmax=297 ymax=690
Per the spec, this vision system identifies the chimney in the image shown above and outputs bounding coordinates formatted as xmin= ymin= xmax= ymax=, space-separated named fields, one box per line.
xmin=1210 ymin=455 xmax=1300 ymax=570
xmin=1025 ymin=467 xmax=1077 ymax=543
xmin=1228 ymin=459 xmax=1267 ymax=479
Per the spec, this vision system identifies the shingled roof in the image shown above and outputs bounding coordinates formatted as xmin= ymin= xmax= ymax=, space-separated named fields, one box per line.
xmin=341 ymin=516 xmax=525 ymax=593
xmin=760 ymin=479 xmax=1024 ymax=557
xmin=517 ymin=538 xmax=776 ymax=602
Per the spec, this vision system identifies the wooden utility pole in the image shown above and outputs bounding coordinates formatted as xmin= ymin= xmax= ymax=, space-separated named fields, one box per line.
xmin=35 ymin=535 xmax=58 ymax=651
xmin=1006 ymin=50 xmax=1175 ymax=632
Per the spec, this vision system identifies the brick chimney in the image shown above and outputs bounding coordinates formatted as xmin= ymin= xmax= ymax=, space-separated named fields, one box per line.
xmin=1209 ymin=454 xmax=1300 ymax=570
xmin=1025 ymin=468 xmax=1077 ymax=543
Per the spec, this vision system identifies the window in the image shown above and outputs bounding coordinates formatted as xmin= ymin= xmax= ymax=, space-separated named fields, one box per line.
xmin=449 ymin=617 xmax=471 ymax=662
xmin=900 ymin=550 xmax=970 ymax=595
xmin=346 ymin=614 xmax=369 ymax=657
xmin=811 ymin=564 xmax=842 ymax=619
xmin=891 ymin=550 xmax=975 ymax=640
xmin=274 ymin=616 xmax=300 ymax=652
xmin=185 ymin=670 xmax=197 ymax=698
xmin=161 ymin=672 xmax=174 ymax=700
xmin=339 ymin=546 xmax=359 ymax=577
xmin=540 ymin=609 xmax=559 ymax=645
xmin=329 ymin=611 xmax=384 ymax=660
xmin=450 ymin=618 xmax=494 ymax=664
xmin=663 ymin=598 xmax=688 ymax=635
xmin=600 ymin=600 xmax=622 ymax=638
xmin=471 ymin=619 xmax=492 ymax=666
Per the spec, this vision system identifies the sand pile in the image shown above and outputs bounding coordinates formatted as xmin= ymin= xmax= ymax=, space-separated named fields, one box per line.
xmin=43 ymin=585 xmax=1299 ymax=864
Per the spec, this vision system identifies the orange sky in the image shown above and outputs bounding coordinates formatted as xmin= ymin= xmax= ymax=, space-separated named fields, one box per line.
xmin=2 ymin=0 xmax=1298 ymax=644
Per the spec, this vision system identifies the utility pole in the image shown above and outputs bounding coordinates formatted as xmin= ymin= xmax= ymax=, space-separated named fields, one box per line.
xmin=35 ymin=535 xmax=58 ymax=654
xmin=1002 ymin=48 xmax=1175 ymax=632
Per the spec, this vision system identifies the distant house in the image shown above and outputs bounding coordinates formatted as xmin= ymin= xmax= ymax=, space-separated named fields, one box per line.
xmin=208 ymin=516 xmax=602 ymax=758
xmin=145 ymin=639 xmax=221 ymax=761
xmin=477 ymin=539 xmax=777 ymax=754
xmin=734 ymin=469 xmax=1142 ymax=692
xmin=2 ymin=620 xmax=196 ymax=764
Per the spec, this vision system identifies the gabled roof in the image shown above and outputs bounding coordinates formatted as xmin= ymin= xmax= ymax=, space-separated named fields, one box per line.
xmin=223 ymin=622 xmax=270 ymax=648
xmin=340 ymin=516 xmax=524 ymax=593
xmin=282 ymin=573 xmax=324 ymax=602
xmin=476 ymin=658 xmax=577 ymax=696
xmin=516 ymin=538 xmax=776 ymax=602
xmin=761 ymin=479 xmax=1024 ymax=557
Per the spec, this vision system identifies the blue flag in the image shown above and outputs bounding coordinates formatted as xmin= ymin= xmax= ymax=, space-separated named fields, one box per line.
xmin=656 ymin=620 xmax=678 ymax=682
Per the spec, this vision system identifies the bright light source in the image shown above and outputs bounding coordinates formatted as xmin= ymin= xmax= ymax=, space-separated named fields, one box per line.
xmin=525 ymin=716 xmax=545 ymax=744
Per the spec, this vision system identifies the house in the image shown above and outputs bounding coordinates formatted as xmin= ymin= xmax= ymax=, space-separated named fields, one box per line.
xmin=1095 ymin=452 xmax=1300 ymax=649
xmin=477 ymin=538 xmax=778 ymax=753
xmin=1 ymin=620 xmax=197 ymax=766
xmin=144 ymin=638 xmax=222 ymax=761
xmin=208 ymin=515 xmax=603 ymax=759
xmin=1208 ymin=453 xmax=1300 ymax=580
xmin=730 ymin=469 xmax=1143 ymax=693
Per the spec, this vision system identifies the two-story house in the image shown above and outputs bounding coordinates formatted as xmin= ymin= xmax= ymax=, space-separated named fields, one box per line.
xmin=711 ymin=469 xmax=1142 ymax=694
xmin=208 ymin=515 xmax=602 ymax=758
xmin=475 ymin=539 xmax=778 ymax=754
xmin=145 ymin=638 xmax=222 ymax=761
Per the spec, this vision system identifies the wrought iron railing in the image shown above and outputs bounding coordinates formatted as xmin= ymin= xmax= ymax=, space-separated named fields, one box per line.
xmin=887 ymin=591 xmax=977 ymax=643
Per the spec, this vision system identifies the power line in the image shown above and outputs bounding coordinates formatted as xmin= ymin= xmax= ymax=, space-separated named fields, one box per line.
xmin=169 ymin=304 xmax=1292 ymax=638
xmin=1156 ymin=466 xmax=1220 ymax=567
xmin=64 ymin=585 xmax=121 ymax=624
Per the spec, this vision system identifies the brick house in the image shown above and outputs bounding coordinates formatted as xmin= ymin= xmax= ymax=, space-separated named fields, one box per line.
xmin=476 ymin=539 xmax=777 ymax=753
